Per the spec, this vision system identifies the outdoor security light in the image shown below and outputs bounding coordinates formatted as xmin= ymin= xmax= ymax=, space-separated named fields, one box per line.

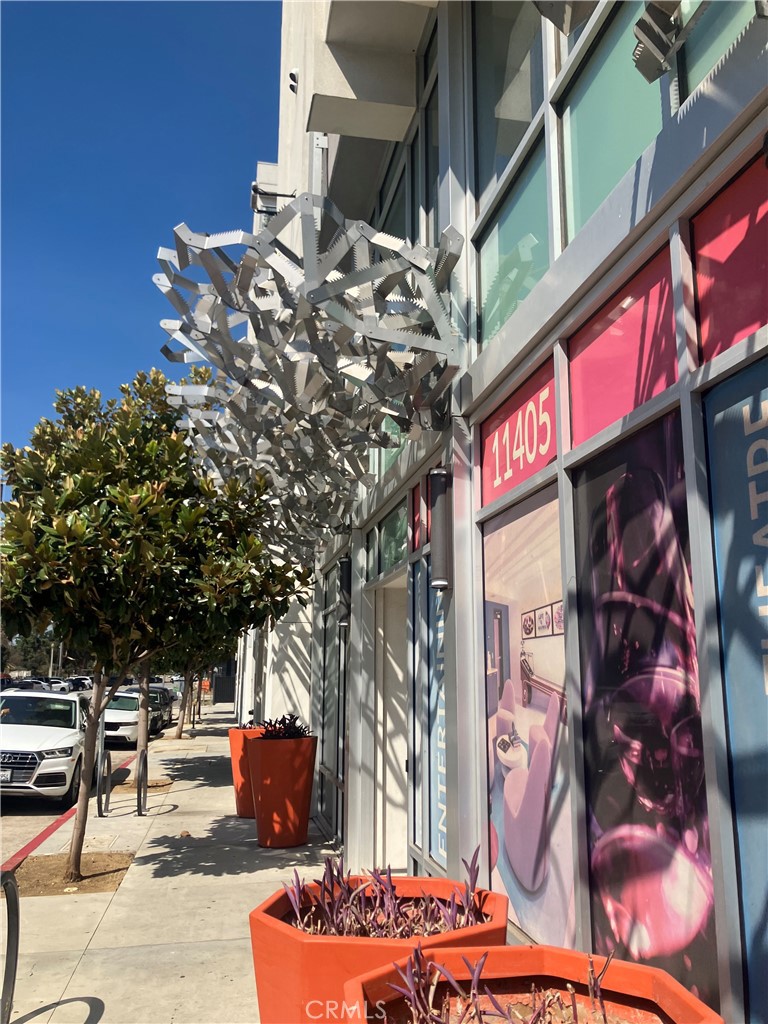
xmin=429 ymin=468 xmax=451 ymax=591
xmin=288 ymin=68 xmax=299 ymax=93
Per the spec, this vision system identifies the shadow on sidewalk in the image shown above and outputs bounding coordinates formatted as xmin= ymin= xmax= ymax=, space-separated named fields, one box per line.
xmin=139 ymin=816 xmax=339 ymax=879
xmin=11 ymin=996 xmax=105 ymax=1024
xmin=153 ymin=752 xmax=232 ymax=788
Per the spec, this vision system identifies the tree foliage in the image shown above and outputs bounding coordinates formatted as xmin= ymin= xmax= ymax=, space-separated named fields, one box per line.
xmin=0 ymin=368 xmax=312 ymax=879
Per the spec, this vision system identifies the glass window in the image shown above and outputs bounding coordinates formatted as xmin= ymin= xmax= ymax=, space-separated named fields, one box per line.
xmin=380 ymin=143 xmax=405 ymax=213
xmin=692 ymin=156 xmax=768 ymax=364
xmin=473 ymin=1 xmax=544 ymax=197
xmin=573 ymin=413 xmax=717 ymax=1003
xmin=410 ymin=129 xmax=421 ymax=245
xmin=680 ymin=0 xmax=754 ymax=97
xmin=382 ymin=172 xmax=407 ymax=241
xmin=366 ymin=529 xmax=377 ymax=581
xmin=483 ymin=488 xmax=573 ymax=944
xmin=380 ymin=501 xmax=408 ymax=572
xmin=424 ymin=85 xmax=440 ymax=246
xmin=569 ymin=249 xmax=678 ymax=446
xmin=424 ymin=25 xmax=438 ymax=87
xmin=562 ymin=2 xmax=663 ymax=240
xmin=478 ymin=141 xmax=549 ymax=345
xmin=379 ymin=416 xmax=405 ymax=477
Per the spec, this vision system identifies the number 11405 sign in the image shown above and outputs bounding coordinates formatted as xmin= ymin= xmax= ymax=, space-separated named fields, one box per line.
xmin=480 ymin=362 xmax=557 ymax=506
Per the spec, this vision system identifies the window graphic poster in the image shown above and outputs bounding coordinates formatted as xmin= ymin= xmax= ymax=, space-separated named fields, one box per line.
xmin=704 ymin=359 xmax=768 ymax=1021
xmin=573 ymin=412 xmax=718 ymax=1008
xmin=483 ymin=490 xmax=575 ymax=946
xmin=428 ymin=570 xmax=447 ymax=867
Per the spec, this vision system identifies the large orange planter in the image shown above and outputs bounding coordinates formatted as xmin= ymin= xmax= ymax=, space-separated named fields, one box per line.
xmin=246 ymin=734 xmax=317 ymax=847
xmin=249 ymin=878 xmax=509 ymax=1024
xmin=343 ymin=945 xmax=724 ymax=1024
xmin=227 ymin=727 xmax=262 ymax=818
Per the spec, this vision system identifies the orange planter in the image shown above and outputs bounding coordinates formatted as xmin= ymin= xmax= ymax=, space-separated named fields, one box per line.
xmin=246 ymin=734 xmax=317 ymax=847
xmin=227 ymin=727 xmax=262 ymax=818
xmin=249 ymin=878 xmax=509 ymax=1024
xmin=343 ymin=945 xmax=724 ymax=1024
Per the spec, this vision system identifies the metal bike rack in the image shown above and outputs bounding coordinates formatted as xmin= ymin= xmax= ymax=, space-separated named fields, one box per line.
xmin=1 ymin=870 xmax=20 ymax=1024
xmin=136 ymin=747 xmax=148 ymax=816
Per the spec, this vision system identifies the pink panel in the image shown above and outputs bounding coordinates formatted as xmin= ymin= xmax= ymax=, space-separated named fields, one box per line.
xmin=569 ymin=250 xmax=677 ymax=447
xmin=480 ymin=361 xmax=557 ymax=507
xmin=693 ymin=157 xmax=768 ymax=364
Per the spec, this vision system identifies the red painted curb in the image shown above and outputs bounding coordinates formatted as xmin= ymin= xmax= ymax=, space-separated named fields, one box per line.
xmin=1 ymin=752 xmax=137 ymax=873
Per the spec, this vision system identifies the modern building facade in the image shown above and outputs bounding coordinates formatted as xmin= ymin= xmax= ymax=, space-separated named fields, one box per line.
xmin=231 ymin=2 xmax=767 ymax=1020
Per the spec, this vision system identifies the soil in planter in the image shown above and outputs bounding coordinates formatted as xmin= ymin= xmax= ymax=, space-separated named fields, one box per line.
xmin=380 ymin=976 xmax=674 ymax=1024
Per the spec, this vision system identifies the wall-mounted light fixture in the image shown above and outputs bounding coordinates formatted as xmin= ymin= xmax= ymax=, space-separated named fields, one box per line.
xmin=429 ymin=468 xmax=451 ymax=590
xmin=338 ymin=555 xmax=352 ymax=628
xmin=288 ymin=68 xmax=299 ymax=94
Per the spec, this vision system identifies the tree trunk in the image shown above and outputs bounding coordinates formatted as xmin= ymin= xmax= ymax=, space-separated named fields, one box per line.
xmin=174 ymin=670 xmax=193 ymax=739
xmin=65 ymin=668 xmax=127 ymax=883
xmin=137 ymin=663 xmax=151 ymax=755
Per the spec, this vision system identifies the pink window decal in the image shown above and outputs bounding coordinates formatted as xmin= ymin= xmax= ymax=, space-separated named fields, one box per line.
xmin=569 ymin=249 xmax=677 ymax=448
xmin=692 ymin=156 xmax=768 ymax=364
xmin=480 ymin=360 xmax=557 ymax=507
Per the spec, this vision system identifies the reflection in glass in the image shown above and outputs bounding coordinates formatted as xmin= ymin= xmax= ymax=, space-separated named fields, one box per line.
xmin=478 ymin=141 xmax=549 ymax=345
xmin=473 ymin=1 xmax=544 ymax=197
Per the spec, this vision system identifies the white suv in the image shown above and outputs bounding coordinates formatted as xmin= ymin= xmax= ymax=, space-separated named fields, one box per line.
xmin=0 ymin=689 xmax=89 ymax=807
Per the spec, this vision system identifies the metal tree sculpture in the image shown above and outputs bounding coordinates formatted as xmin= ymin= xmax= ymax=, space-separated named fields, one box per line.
xmin=156 ymin=192 xmax=463 ymax=552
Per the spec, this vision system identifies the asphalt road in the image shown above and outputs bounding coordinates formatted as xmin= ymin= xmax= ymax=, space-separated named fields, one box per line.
xmin=1 ymin=740 xmax=140 ymax=866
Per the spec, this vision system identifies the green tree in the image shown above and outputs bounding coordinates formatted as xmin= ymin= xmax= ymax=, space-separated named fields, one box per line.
xmin=0 ymin=369 xmax=310 ymax=880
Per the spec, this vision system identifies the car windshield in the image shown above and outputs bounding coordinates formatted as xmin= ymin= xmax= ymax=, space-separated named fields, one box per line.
xmin=125 ymin=689 xmax=161 ymax=708
xmin=0 ymin=695 xmax=76 ymax=729
xmin=107 ymin=694 xmax=139 ymax=712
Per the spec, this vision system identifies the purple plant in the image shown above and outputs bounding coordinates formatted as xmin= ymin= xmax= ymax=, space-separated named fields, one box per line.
xmin=257 ymin=713 xmax=312 ymax=739
xmin=282 ymin=850 xmax=488 ymax=939
xmin=385 ymin=947 xmax=618 ymax=1024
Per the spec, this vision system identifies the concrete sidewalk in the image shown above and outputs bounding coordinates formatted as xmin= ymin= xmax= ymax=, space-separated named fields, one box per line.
xmin=3 ymin=705 xmax=338 ymax=1024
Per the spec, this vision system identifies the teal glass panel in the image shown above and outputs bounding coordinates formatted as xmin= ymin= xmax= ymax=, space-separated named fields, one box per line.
xmin=563 ymin=2 xmax=663 ymax=239
xmin=473 ymin=1 xmax=544 ymax=197
xmin=478 ymin=141 xmax=549 ymax=345
xmin=680 ymin=0 xmax=754 ymax=97
xmin=380 ymin=501 xmax=408 ymax=572
xmin=380 ymin=415 xmax=405 ymax=477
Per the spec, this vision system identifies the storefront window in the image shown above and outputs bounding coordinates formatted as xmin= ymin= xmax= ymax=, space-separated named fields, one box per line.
xmin=573 ymin=412 xmax=718 ymax=1006
xmin=424 ymin=85 xmax=440 ymax=246
xmin=472 ymin=1 xmax=544 ymax=198
xmin=568 ymin=249 xmax=677 ymax=447
xmin=692 ymin=156 xmax=768 ymax=365
xmin=478 ymin=141 xmax=549 ymax=345
xmin=482 ymin=487 xmax=574 ymax=945
xmin=704 ymin=360 xmax=768 ymax=1017
xmin=562 ymin=2 xmax=663 ymax=240
xmin=379 ymin=416 xmax=405 ymax=478
xmin=680 ymin=0 xmax=754 ymax=97
xmin=380 ymin=501 xmax=408 ymax=572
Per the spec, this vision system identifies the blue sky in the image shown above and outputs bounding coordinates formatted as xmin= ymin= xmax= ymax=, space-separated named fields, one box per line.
xmin=1 ymin=0 xmax=281 ymax=452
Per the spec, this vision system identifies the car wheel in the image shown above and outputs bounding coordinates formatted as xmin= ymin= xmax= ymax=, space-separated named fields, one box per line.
xmin=61 ymin=758 xmax=82 ymax=809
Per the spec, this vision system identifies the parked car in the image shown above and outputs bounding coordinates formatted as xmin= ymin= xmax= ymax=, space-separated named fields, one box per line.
xmin=104 ymin=691 xmax=161 ymax=743
xmin=123 ymin=685 xmax=173 ymax=730
xmin=47 ymin=678 xmax=72 ymax=693
xmin=13 ymin=678 xmax=52 ymax=691
xmin=66 ymin=676 xmax=93 ymax=691
xmin=0 ymin=689 xmax=89 ymax=807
